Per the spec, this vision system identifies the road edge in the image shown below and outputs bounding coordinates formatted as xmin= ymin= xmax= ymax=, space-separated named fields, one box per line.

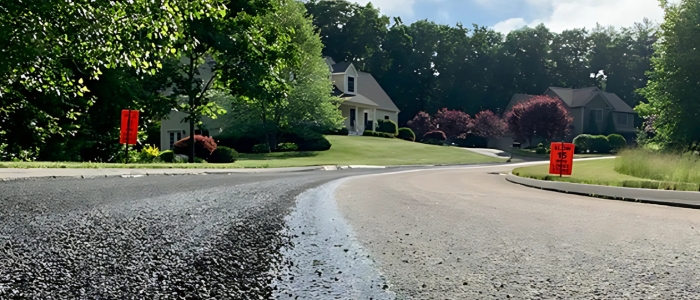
xmin=506 ymin=172 xmax=700 ymax=209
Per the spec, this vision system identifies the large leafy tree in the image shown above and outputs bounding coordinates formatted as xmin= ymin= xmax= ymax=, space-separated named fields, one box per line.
xmin=505 ymin=96 xmax=573 ymax=144
xmin=472 ymin=110 xmax=507 ymax=138
xmin=431 ymin=108 xmax=472 ymax=142
xmin=638 ymin=0 xmax=700 ymax=149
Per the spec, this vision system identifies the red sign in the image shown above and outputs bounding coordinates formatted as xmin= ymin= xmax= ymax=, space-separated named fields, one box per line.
xmin=119 ymin=109 xmax=139 ymax=145
xmin=549 ymin=142 xmax=575 ymax=176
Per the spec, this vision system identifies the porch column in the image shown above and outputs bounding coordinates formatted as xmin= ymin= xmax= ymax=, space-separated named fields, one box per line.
xmin=373 ymin=108 xmax=377 ymax=131
xmin=355 ymin=106 xmax=359 ymax=133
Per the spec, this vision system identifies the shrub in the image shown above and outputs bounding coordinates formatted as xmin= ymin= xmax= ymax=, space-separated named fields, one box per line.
xmin=376 ymin=119 xmax=399 ymax=135
xmin=589 ymin=135 xmax=611 ymax=153
xmin=209 ymin=146 xmax=238 ymax=163
xmin=398 ymin=128 xmax=416 ymax=142
xmin=537 ymin=143 xmax=544 ymax=149
xmin=363 ymin=130 xmax=394 ymax=138
xmin=607 ymin=134 xmax=627 ymax=151
xmin=139 ymin=145 xmax=160 ymax=163
xmin=326 ymin=127 xmax=349 ymax=136
xmin=173 ymin=135 xmax=217 ymax=160
xmin=573 ymin=134 xmax=593 ymax=153
xmin=297 ymin=136 xmax=332 ymax=151
xmin=276 ymin=142 xmax=298 ymax=152
xmin=159 ymin=150 xmax=176 ymax=162
xmin=535 ymin=147 xmax=547 ymax=154
xmin=423 ymin=131 xmax=447 ymax=141
xmin=252 ymin=143 xmax=271 ymax=153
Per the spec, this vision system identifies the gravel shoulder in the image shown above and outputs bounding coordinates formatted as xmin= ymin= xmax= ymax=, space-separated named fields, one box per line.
xmin=0 ymin=170 xmax=388 ymax=299
xmin=335 ymin=165 xmax=700 ymax=299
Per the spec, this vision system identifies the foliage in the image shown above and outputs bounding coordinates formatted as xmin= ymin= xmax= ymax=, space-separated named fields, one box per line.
xmin=589 ymin=135 xmax=611 ymax=153
xmin=505 ymin=96 xmax=573 ymax=144
xmin=407 ymin=111 xmax=434 ymax=139
xmin=326 ymin=127 xmax=350 ymax=135
xmin=471 ymin=110 xmax=507 ymax=138
xmin=431 ymin=108 xmax=472 ymax=141
xmin=158 ymin=150 xmax=177 ymax=163
xmin=376 ymin=119 xmax=399 ymax=135
xmin=363 ymin=130 xmax=395 ymax=138
xmin=615 ymin=149 xmax=700 ymax=184
xmin=276 ymin=143 xmax=299 ymax=152
xmin=252 ymin=143 xmax=272 ymax=154
xmin=535 ymin=147 xmax=547 ymax=154
xmin=637 ymin=0 xmax=700 ymax=149
xmin=296 ymin=136 xmax=332 ymax=151
xmin=139 ymin=145 xmax=161 ymax=163
xmin=607 ymin=134 xmax=627 ymax=151
xmin=173 ymin=135 xmax=217 ymax=159
xmin=573 ymin=134 xmax=594 ymax=153
xmin=209 ymin=146 xmax=238 ymax=163
xmin=422 ymin=131 xmax=447 ymax=145
xmin=398 ymin=128 xmax=416 ymax=142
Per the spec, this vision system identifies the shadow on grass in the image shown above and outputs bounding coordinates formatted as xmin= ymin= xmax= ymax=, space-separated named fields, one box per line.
xmin=238 ymin=151 xmax=320 ymax=161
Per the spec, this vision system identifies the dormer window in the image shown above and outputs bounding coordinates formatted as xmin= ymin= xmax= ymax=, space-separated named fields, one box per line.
xmin=347 ymin=76 xmax=355 ymax=93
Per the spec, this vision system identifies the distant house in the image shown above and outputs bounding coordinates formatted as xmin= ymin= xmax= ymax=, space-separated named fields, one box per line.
xmin=489 ymin=86 xmax=637 ymax=149
xmin=159 ymin=56 xmax=401 ymax=150
xmin=324 ymin=57 xmax=400 ymax=135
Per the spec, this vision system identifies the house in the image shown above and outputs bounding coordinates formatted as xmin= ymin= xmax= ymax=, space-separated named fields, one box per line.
xmin=324 ymin=57 xmax=400 ymax=135
xmin=489 ymin=86 xmax=637 ymax=149
xmin=159 ymin=56 xmax=400 ymax=150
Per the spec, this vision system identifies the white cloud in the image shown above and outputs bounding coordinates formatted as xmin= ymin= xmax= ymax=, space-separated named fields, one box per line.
xmin=490 ymin=0 xmax=668 ymax=33
xmin=354 ymin=0 xmax=416 ymax=17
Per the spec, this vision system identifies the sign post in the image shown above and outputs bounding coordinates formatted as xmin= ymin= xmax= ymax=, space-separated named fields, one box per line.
xmin=549 ymin=142 xmax=575 ymax=176
xmin=120 ymin=109 xmax=139 ymax=164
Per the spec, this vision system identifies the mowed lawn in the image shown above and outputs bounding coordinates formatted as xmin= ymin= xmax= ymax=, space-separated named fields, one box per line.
xmin=0 ymin=136 xmax=504 ymax=169
xmin=235 ymin=136 xmax=504 ymax=168
xmin=513 ymin=158 xmax=700 ymax=191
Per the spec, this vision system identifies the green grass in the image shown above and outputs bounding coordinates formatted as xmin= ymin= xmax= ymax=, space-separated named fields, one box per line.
xmin=0 ymin=135 xmax=504 ymax=169
xmin=615 ymin=148 xmax=700 ymax=185
xmin=513 ymin=158 xmax=700 ymax=191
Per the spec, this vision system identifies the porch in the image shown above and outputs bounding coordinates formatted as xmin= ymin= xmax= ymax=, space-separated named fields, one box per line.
xmin=339 ymin=97 xmax=380 ymax=135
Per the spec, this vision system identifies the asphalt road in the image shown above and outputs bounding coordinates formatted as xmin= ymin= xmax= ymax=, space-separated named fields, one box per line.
xmin=336 ymin=164 xmax=700 ymax=299
xmin=4 ymin=163 xmax=700 ymax=299
xmin=0 ymin=169 xmax=404 ymax=299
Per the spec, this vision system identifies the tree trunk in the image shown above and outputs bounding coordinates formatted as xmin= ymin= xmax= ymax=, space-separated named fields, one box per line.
xmin=188 ymin=114 xmax=195 ymax=163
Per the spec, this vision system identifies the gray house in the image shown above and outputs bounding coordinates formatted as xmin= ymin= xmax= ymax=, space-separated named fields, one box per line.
xmin=490 ymin=86 xmax=637 ymax=149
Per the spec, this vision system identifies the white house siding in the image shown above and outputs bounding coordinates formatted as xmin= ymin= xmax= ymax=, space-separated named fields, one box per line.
xmin=375 ymin=109 xmax=398 ymax=125
xmin=160 ymin=111 xmax=190 ymax=150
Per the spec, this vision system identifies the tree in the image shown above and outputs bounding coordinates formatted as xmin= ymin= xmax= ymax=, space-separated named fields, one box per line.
xmin=472 ymin=110 xmax=507 ymax=138
xmin=431 ymin=108 xmax=472 ymax=141
xmin=637 ymin=0 xmax=700 ymax=149
xmin=505 ymin=96 xmax=573 ymax=145
xmin=217 ymin=0 xmax=343 ymax=149
xmin=407 ymin=111 xmax=434 ymax=138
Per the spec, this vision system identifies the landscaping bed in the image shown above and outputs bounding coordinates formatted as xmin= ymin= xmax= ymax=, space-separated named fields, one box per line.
xmin=512 ymin=158 xmax=700 ymax=192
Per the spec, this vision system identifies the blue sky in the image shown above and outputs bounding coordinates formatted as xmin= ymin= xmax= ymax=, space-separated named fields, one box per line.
xmin=353 ymin=0 xmax=669 ymax=33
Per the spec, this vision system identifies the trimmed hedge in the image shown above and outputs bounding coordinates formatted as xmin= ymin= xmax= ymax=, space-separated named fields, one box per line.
xmin=590 ymin=135 xmax=611 ymax=153
xmin=607 ymin=134 xmax=627 ymax=150
xmin=252 ymin=143 xmax=271 ymax=153
xmin=327 ymin=127 xmax=350 ymax=136
xmin=209 ymin=146 xmax=238 ymax=163
xmin=421 ymin=130 xmax=447 ymax=145
xmin=297 ymin=136 xmax=331 ymax=151
xmin=397 ymin=127 xmax=416 ymax=142
xmin=173 ymin=135 xmax=217 ymax=160
xmin=573 ymin=134 xmax=593 ymax=153
xmin=363 ymin=130 xmax=395 ymax=138
xmin=376 ymin=119 xmax=398 ymax=135
xmin=276 ymin=142 xmax=298 ymax=152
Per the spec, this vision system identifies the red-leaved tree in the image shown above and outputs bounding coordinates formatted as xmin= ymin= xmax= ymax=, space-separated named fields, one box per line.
xmin=432 ymin=108 xmax=472 ymax=141
xmin=505 ymin=96 xmax=573 ymax=144
xmin=472 ymin=110 xmax=507 ymax=138
xmin=407 ymin=111 xmax=434 ymax=138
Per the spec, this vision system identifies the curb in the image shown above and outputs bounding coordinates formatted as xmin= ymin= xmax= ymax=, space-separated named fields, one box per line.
xmin=506 ymin=173 xmax=700 ymax=209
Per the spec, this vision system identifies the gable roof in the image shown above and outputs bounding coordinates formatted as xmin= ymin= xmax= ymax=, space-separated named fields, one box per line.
xmin=507 ymin=93 xmax=535 ymax=111
xmin=507 ymin=87 xmax=636 ymax=114
xmin=357 ymin=71 xmax=400 ymax=112
xmin=601 ymin=92 xmax=636 ymax=113
xmin=331 ymin=61 xmax=352 ymax=73
xmin=341 ymin=93 xmax=380 ymax=107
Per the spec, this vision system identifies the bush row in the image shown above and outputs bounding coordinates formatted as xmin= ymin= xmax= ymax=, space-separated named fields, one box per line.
xmin=573 ymin=134 xmax=627 ymax=154
xmin=363 ymin=130 xmax=395 ymax=138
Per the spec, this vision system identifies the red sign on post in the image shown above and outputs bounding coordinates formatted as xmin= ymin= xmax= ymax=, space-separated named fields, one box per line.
xmin=120 ymin=109 xmax=139 ymax=145
xmin=549 ymin=142 xmax=575 ymax=176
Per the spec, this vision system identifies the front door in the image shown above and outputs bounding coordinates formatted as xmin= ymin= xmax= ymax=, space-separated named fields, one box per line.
xmin=364 ymin=112 xmax=371 ymax=130
xmin=350 ymin=109 xmax=356 ymax=128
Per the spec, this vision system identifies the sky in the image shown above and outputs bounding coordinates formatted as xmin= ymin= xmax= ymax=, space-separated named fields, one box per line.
xmin=352 ymin=0 xmax=670 ymax=33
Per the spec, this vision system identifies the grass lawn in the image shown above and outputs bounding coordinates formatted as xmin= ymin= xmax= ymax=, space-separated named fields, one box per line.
xmin=511 ymin=148 xmax=609 ymax=159
xmin=513 ymin=158 xmax=700 ymax=191
xmin=0 ymin=135 xmax=504 ymax=169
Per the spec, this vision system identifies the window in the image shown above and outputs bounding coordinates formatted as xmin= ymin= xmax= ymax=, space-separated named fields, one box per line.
xmin=347 ymin=76 xmax=355 ymax=93
xmin=168 ymin=131 xmax=182 ymax=149
xmin=593 ymin=109 xmax=603 ymax=122
xmin=384 ymin=115 xmax=390 ymax=120
xmin=616 ymin=113 xmax=628 ymax=125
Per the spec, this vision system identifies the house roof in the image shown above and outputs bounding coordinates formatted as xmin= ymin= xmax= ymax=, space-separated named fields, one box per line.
xmin=546 ymin=86 xmax=635 ymax=113
xmin=356 ymin=71 xmax=400 ymax=112
xmin=341 ymin=93 xmax=380 ymax=107
xmin=506 ymin=93 xmax=535 ymax=111
xmin=601 ymin=92 xmax=636 ymax=113
xmin=331 ymin=61 xmax=352 ymax=73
